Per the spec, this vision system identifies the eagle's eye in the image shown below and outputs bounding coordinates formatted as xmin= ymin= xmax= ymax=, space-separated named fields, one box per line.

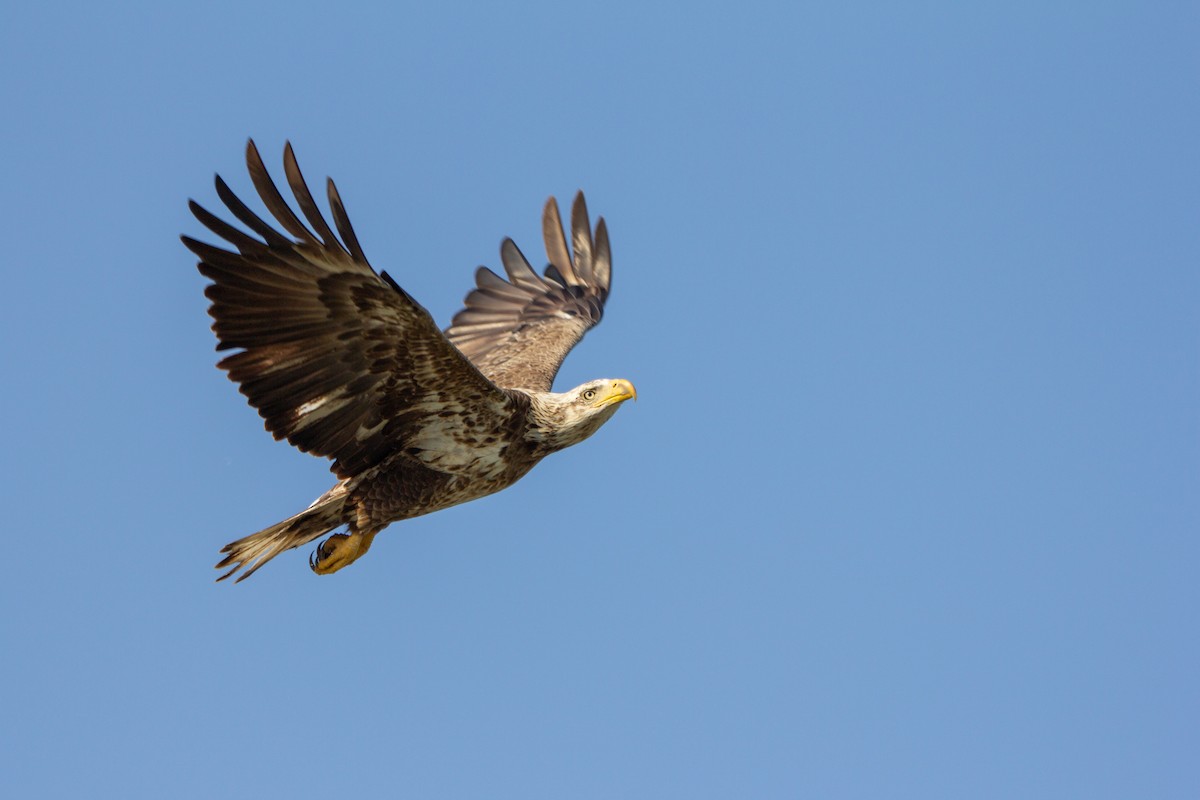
xmin=582 ymin=388 xmax=597 ymax=402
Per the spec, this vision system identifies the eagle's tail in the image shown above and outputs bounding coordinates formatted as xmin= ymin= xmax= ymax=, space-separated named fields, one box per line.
xmin=215 ymin=493 xmax=347 ymax=583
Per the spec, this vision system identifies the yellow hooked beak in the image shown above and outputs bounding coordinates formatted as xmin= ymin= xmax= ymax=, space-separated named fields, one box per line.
xmin=595 ymin=379 xmax=638 ymax=408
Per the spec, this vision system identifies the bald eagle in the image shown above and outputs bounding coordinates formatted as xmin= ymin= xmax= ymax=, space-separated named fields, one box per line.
xmin=183 ymin=141 xmax=635 ymax=582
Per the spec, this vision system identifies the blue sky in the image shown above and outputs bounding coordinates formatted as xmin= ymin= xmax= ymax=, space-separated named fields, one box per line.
xmin=1 ymin=1 xmax=1196 ymax=797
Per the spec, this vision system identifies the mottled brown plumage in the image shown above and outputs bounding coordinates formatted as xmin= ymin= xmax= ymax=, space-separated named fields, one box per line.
xmin=184 ymin=141 xmax=635 ymax=582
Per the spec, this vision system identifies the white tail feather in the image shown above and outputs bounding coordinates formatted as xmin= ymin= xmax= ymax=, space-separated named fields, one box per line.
xmin=215 ymin=494 xmax=346 ymax=582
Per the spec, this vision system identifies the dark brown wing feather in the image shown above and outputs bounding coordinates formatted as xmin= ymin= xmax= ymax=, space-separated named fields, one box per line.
xmin=183 ymin=140 xmax=517 ymax=480
xmin=444 ymin=192 xmax=612 ymax=392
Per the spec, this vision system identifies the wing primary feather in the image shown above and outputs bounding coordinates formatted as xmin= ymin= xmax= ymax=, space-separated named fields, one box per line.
xmin=327 ymin=178 xmax=369 ymax=264
xmin=475 ymin=266 xmax=529 ymax=299
xmin=543 ymin=264 xmax=567 ymax=287
xmin=281 ymin=141 xmax=346 ymax=254
xmin=542 ymin=196 xmax=578 ymax=285
xmin=570 ymin=192 xmax=594 ymax=284
xmin=187 ymin=201 xmax=269 ymax=254
xmin=593 ymin=217 xmax=612 ymax=293
xmin=500 ymin=239 xmax=546 ymax=291
xmin=244 ymin=139 xmax=320 ymax=245
xmin=214 ymin=175 xmax=294 ymax=248
xmin=182 ymin=233 xmax=262 ymax=268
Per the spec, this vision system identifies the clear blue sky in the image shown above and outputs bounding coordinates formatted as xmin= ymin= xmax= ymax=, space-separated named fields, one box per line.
xmin=2 ymin=2 xmax=1196 ymax=797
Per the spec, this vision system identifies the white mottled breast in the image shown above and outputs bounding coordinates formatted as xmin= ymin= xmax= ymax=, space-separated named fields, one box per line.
xmin=404 ymin=396 xmax=519 ymax=480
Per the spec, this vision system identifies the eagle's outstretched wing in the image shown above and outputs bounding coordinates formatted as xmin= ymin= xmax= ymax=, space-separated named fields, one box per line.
xmin=445 ymin=193 xmax=612 ymax=392
xmin=183 ymin=140 xmax=518 ymax=480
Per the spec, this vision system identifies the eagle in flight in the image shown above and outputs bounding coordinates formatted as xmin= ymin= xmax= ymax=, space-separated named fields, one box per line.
xmin=183 ymin=141 xmax=635 ymax=582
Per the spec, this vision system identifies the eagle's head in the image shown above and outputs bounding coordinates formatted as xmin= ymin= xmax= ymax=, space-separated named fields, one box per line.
xmin=526 ymin=378 xmax=637 ymax=451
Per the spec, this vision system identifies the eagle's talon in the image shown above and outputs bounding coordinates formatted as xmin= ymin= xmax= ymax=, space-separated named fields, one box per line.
xmin=310 ymin=532 xmax=372 ymax=575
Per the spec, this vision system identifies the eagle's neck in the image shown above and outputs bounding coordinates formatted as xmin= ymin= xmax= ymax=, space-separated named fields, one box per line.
xmin=522 ymin=390 xmax=619 ymax=454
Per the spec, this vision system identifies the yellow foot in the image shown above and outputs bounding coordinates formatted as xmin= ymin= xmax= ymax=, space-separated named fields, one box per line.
xmin=310 ymin=530 xmax=376 ymax=575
